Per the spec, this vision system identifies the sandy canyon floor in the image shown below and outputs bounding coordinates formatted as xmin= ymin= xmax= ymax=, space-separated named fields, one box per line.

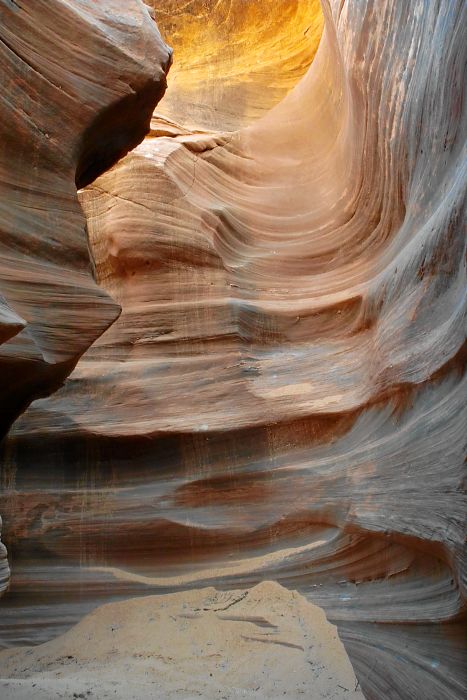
xmin=0 ymin=581 xmax=364 ymax=699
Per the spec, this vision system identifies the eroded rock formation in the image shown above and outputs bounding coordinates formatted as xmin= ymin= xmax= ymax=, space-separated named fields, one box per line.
xmin=0 ymin=581 xmax=365 ymax=699
xmin=0 ymin=0 xmax=171 ymax=594
xmin=151 ymin=0 xmax=324 ymax=130
xmin=0 ymin=0 xmax=171 ymax=438
xmin=0 ymin=1 xmax=466 ymax=699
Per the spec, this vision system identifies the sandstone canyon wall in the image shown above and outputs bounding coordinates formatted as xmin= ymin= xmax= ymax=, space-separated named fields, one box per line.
xmin=1 ymin=1 xmax=466 ymax=699
xmin=0 ymin=0 xmax=171 ymax=589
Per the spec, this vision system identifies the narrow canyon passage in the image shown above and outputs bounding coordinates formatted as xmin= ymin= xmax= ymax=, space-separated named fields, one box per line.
xmin=0 ymin=1 xmax=466 ymax=699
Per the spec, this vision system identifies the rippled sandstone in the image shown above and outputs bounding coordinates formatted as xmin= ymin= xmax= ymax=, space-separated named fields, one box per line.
xmin=0 ymin=1 xmax=466 ymax=699
xmin=0 ymin=0 xmax=171 ymax=590
xmin=0 ymin=0 xmax=171 ymax=438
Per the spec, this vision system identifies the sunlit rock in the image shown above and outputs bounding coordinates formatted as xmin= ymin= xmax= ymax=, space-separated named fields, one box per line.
xmin=0 ymin=1 xmax=465 ymax=699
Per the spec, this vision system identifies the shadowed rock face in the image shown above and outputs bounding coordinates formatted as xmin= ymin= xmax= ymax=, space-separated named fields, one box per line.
xmin=0 ymin=1 xmax=466 ymax=699
xmin=0 ymin=0 xmax=171 ymax=591
xmin=0 ymin=0 xmax=171 ymax=438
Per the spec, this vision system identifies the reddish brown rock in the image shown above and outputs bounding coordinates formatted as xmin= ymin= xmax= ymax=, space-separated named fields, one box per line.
xmin=0 ymin=1 xmax=466 ymax=699
xmin=0 ymin=0 xmax=171 ymax=599
xmin=0 ymin=0 xmax=171 ymax=437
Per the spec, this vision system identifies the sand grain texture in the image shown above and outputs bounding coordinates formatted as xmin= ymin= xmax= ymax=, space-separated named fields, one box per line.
xmin=0 ymin=582 xmax=364 ymax=699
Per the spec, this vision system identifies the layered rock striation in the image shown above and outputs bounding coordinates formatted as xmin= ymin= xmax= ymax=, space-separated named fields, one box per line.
xmin=0 ymin=0 xmax=171 ymax=592
xmin=150 ymin=0 xmax=324 ymax=130
xmin=0 ymin=0 xmax=171 ymax=438
xmin=0 ymin=1 xmax=466 ymax=699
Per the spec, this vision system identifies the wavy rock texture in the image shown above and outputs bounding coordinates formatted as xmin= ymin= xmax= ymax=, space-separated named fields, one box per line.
xmin=0 ymin=0 xmax=171 ymax=592
xmin=150 ymin=0 xmax=324 ymax=130
xmin=0 ymin=0 xmax=171 ymax=437
xmin=0 ymin=517 xmax=8 ymax=597
xmin=0 ymin=1 xmax=466 ymax=699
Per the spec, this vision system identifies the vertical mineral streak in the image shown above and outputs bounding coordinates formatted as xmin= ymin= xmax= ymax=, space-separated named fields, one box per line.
xmin=0 ymin=0 xmax=171 ymax=593
xmin=0 ymin=1 xmax=466 ymax=699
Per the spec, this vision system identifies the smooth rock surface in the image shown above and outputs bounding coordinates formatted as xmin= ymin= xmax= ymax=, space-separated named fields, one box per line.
xmin=0 ymin=517 xmax=8 ymax=597
xmin=150 ymin=0 xmax=324 ymax=130
xmin=0 ymin=0 xmax=171 ymax=596
xmin=0 ymin=1 xmax=466 ymax=699
xmin=0 ymin=0 xmax=171 ymax=438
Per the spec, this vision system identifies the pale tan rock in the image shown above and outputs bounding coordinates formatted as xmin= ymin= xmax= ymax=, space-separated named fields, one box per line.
xmin=0 ymin=581 xmax=365 ymax=700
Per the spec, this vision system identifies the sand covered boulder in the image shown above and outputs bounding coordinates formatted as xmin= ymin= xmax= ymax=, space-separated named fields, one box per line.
xmin=0 ymin=581 xmax=364 ymax=699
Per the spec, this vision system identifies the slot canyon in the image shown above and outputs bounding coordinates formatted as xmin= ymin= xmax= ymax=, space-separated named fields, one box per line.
xmin=0 ymin=1 xmax=466 ymax=698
